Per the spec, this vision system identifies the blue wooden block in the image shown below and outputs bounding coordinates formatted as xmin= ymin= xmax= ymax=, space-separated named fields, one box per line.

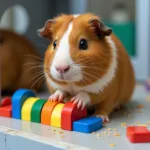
xmin=12 ymin=89 xmax=35 ymax=119
xmin=73 ymin=117 xmax=103 ymax=133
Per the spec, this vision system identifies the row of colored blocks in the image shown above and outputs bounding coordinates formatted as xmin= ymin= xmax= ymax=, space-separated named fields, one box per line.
xmin=0 ymin=89 xmax=103 ymax=133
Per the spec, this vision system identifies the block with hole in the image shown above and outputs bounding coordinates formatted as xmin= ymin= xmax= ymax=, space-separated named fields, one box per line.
xmin=31 ymin=99 xmax=47 ymax=123
xmin=0 ymin=97 xmax=12 ymax=118
xmin=61 ymin=101 xmax=87 ymax=130
xmin=41 ymin=101 xmax=59 ymax=125
xmin=21 ymin=97 xmax=40 ymax=121
xmin=51 ymin=103 xmax=65 ymax=128
xmin=12 ymin=89 xmax=35 ymax=119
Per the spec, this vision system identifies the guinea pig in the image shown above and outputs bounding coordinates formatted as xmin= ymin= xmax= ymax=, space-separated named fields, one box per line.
xmin=37 ymin=13 xmax=135 ymax=122
xmin=1 ymin=29 xmax=43 ymax=94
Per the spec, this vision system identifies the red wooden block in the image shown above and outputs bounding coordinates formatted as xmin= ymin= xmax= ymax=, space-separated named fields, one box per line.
xmin=0 ymin=97 xmax=11 ymax=106
xmin=0 ymin=97 xmax=12 ymax=118
xmin=127 ymin=126 xmax=150 ymax=143
xmin=61 ymin=102 xmax=87 ymax=131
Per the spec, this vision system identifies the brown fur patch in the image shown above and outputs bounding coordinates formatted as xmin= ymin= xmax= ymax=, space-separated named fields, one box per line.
xmin=1 ymin=29 xmax=43 ymax=92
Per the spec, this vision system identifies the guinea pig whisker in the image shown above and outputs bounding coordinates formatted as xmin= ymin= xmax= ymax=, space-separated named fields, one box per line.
xmin=79 ymin=63 xmax=104 ymax=69
xmin=82 ymin=71 xmax=100 ymax=81
xmin=80 ymin=65 xmax=105 ymax=71
xmin=79 ymin=72 xmax=94 ymax=84
xmin=25 ymin=65 xmax=44 ymax=72
xmin=74 ymin=57 xmax=96 ymax=65
xmin=81 ymin=77 xmax=93 ymax=85
xmin=74 ymin=53 xmax=113 ymax=65
xmin=28 ymin=72 xmax=45 ymax=85
xmin=30 ymin=74 xmax=45 ymax=90
xmin=30 ymin=71 xmax=44 ymax=78
xmin=71 ymin=63 xmax=106 ymax=74
xmin=22 ymin=62 xmax=43 ymax=67
xmin=70 ymin=72 xmax=81 ymax=78
xmin=37 ymin=77 xmax=45 ymax=91
xmin=70 ymin=52 xmax=96 ymax=64
xmin=24 ymin=55 xmax=44 ymax=61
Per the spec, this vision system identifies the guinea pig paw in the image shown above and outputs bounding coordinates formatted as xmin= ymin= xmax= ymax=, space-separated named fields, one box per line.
xmin=96 ymin=115 xmax=110 ymax=123
xmin=48 ymin=90 xmax=67 ymax=102
xmin=71 ymin=92 xmax=91 ymax=110
xmin=71 ymin=97 xmax=84 ymax=109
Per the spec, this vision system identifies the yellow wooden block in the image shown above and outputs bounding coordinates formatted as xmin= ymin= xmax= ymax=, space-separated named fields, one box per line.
xmin=51 ymin=103 xmax=64 ymax=128
xmin=21 ymin=97 xmax=39 ymax=121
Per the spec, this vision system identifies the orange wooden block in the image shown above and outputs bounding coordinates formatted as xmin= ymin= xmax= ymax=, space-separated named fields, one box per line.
xmin=41 ymin=101 xmax=59 ymax=125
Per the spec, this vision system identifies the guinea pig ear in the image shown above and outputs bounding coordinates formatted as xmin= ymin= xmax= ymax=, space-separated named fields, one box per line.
xmin=37 ymin=19 xmax=55 ymax=40
xmin=89 ymin=19 xmax=112 ymax=39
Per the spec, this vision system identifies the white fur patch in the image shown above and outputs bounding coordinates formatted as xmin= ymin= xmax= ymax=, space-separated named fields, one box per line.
xmin=48 ymin=36 xmax=117 ymax=95
xmin=50 ymin=22 xmax=82 ymax=82
xmin=73 ymin=14 xmax=80 ymax=18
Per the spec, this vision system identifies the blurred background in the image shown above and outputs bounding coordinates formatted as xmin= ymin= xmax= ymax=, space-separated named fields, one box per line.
xmin=0 ymin=0 xmax=150 ymax=96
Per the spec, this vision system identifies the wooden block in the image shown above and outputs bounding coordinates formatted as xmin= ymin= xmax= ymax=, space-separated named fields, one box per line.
xmin=127 ymin=126 xmax=150 ymax=143
xmin=0 ymin=97 xmax=11 ymax=106
xmin=41 ymin=101 xmax=59 ymax=125
xmin=51 ymin=103 xmax=64 ymax=128
xmin=21 ymin=97 xmax=39 ymax=121
xmin=31 ymin=99 xmax=46 ymax=123
xmin=61 ymin=102 xmax=87 ymax=131
xmin=0 ymin=97 xmax=12 ymax=118
xmin=12 ymin=89 xmax=35 ymax=119
xmin=73 ymin=117 xmax=103 ymax=133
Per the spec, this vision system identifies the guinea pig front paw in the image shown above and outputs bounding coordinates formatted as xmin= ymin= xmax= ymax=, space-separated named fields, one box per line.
xmin=96 ymin=114 xmax=109 ymax=123
xmin=49 ymin=90 xmax=67 ymax=102
xmin=71 ymin=91 xmax=91 ymax=110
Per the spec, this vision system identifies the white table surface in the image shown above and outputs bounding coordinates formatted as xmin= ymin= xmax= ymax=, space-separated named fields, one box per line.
xmin=0 ymin=85 xmax=150 ymax=150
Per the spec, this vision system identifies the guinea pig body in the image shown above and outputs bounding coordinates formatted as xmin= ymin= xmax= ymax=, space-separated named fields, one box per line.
xmin=38 ymin=13 xmax=135 ymax=122
xmin=1 ymin=29 xmax=43 ymax=93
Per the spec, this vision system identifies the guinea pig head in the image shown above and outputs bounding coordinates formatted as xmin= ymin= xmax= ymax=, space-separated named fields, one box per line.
xmin=38 ymin=13 xmax=116 ymax=87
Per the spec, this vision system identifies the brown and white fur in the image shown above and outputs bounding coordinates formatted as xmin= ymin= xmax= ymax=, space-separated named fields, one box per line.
xmin=38 ymin=13 xmax=135 ymax=122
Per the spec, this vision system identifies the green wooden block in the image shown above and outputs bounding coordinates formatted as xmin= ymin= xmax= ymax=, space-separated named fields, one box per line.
xmin=31 ymin=99 xmax=46 ymax=123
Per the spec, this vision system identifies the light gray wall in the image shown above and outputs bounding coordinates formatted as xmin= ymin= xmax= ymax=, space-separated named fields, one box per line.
xmin=0 ymin=0 xmax=70 ymax=57
xmin=87 ymin=0 xmax=135 ymax=21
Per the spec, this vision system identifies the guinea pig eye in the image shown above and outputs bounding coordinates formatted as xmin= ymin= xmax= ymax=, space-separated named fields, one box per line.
xmin=53 ymin=40 xmax=57 ymax=49
xmin=79 ymin=39 xmax=88 ymax=50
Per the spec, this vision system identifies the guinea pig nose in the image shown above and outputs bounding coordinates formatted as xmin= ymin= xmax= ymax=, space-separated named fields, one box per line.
xmin=55 ymin=64 xmax=70 ymax=73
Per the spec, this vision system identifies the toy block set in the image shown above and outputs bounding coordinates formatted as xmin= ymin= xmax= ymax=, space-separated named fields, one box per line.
xmin=0 ymin=89 xmax=103 ymax=133
xmin=1 ymin=88 xmax=150 ymax=141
